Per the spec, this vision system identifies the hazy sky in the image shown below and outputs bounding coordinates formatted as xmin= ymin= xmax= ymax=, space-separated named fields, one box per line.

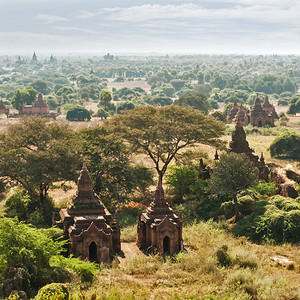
xmin=1 ymin=0 xmax=300 ymax=55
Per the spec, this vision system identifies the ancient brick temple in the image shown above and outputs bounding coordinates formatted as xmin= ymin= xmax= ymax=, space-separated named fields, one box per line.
xmin=137 ymin=181 xmax=183 ymax=255
xmin=228 ymin=117 xmax=269 ymax=180
xmin=249 ymin=94 xmax=275 ymax=127
xmin=227 ymin=98 xmax=239 ymax=124
xmin=59 ymin=162 xmax=120 ymax=263
xmin=227 ymin=94 xmax=278 ymax=127
xmin=15 ymin=92 xmax=57 ymax=119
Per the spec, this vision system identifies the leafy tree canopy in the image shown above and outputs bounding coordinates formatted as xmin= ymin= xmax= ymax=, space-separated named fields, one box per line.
xmin=105 ymin=105 xmax=225 ymax=184
xmin=11 ymin=86 xmax=38 ymax=109
xmin=174 ymin=92 xmax=211 ymax=114
xmin=210 ymin=153 xmax=258 ymax=219
xmin=66 ymin=107 xmax=91 ymax=121
xmin=77 ymin=126 xmax=153 ymax=205
xmin=0 ymin=117 xmax=80 ymax=209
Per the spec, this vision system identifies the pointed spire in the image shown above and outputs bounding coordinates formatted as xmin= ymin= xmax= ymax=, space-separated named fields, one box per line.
xmin=233 ymin=98 xmax=238 ymax=108
xmin=77 ymin=160 xmax=93 ymax=193
xmin=32 ymin=52 xmax=38 ymax=61
xmin=235 ymin=116 xmax=243 ymax=129
xmin=214 ymin=149 xmax=219 ymax=161
xmin=254 ymin=93 xmax=261 ymax=107
xmin=154 ymin=179 xmax=165 ymax=203
xmin=260 ymin=152 xmax=265 ymax=164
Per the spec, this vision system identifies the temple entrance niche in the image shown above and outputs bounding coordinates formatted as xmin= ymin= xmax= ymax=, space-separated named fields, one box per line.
xmin=258 ymin=120 xmax=262 ymax=127
xmin=89 ymin=241 xmax=98 ymax=262
xmin=163 ymin=236 xmax=170 ymax=254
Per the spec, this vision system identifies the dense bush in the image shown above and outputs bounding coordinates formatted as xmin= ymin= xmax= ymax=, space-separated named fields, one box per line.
xmin=4 ymin=190 xmax=56 ymax=226
xmin=35 ymin=283 xmax=69 ymax=300
xmin=269 ymin=132 xmax=300 ymax=160
xmin=0 ymin=218 xmax=65 ymax=297
xmin=66 ymin=107 xmax=91 ymax=121
xmin=233 ymin=195 xmax=300 ymax=243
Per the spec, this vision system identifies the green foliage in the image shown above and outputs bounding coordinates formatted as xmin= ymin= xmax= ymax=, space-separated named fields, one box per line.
xmin=233 ymin=195 xmax=300 ymax=243
xmin=210 ymin=153 xmax=258 ymax=196
xmin=31 ymin=80 xmax=49 ymax=95
xmin=216 ymin=245 xmax=232 ymax=267
xmin=269 ymin=132 xmax=300 ymax=160
xmin=50 ymin=256 xmax=98 ymax=284
xmin=166 ymin=166 xmax=206 ymax=203
xmin=11 ymin=86 xmax=38 ymax=109
xmin=0 ymin=218 xmax=66 ymax=297
xmin=96 ymin=108 xmax=110 ymax=119
xmin=210 ymin=153 xmax=258 ymax=219
xmin=0 ymin=117 xmax=80 ymax=214
xmin=66 ymin=107 xmax=91 ymax=121
xmin=56 ymin=86 xmax=74 ymax=96
xmin=117 ymin=101 xmax=135 ymax=113
xmin=99 ymin=89 xmax=112 ymax=109
xmin=287 ymin=98 xmax=300 ymax=114
xmin=175 ymin=92 xmax=211 ymax=114
xmin=252 ymin=181 xmax=277 ymax=196
xmin=5 ymin=190 xmax=31 ymax=221
xmin=211 ymin=111 xmax=226 ymax=123
xmin=77 ymin=126 xmax=153 ymax=205
xmin=35 ymin=283 xmax=69 ymax=300
xmin=149 ymin=95 xmax=173 ymax=106
xmin=106 ymin=105 xmax=225 ymax=183
xmin=251 ymin=74 xmax=297 ymax=94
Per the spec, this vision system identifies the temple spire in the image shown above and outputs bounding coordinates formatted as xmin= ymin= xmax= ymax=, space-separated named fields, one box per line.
xmin=214 ymin=149 xmax=219 ymax=161
xmin=154 ymin=178 xmax=166 ymax=203
xmin=77 ymin=160 xmax=93 ymax=194
xmin=254 ymin=93 xmax=261 ymax=107
xmin=233 ymin=98 xmax=238 ymax=108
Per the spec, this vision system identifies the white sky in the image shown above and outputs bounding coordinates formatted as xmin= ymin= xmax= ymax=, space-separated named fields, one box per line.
xmin=1 ymin=0 xmax=300 ymax=55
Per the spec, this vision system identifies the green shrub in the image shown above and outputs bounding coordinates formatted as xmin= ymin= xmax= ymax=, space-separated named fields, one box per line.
xmin=216 ymin=245 xmax=232 ymax=267
xmin=35 ymin=283 xmax=69 ymax=300
xmin=5 ymin=191 xmax=30 ymax=221
xmin=0 ymin=218 xmax=66 ymax=297
xmin=269 ymin=132 xmax=300 ymax=160
xmin=253 ymin=181 xmax=277 ymax=196
xmin=50 ymin=256 xmax=98 ymax=284
xmin=233 ymin=196 xmax=300 ymax=243
xmin=66 ymin=107 xmax=91 ymax=121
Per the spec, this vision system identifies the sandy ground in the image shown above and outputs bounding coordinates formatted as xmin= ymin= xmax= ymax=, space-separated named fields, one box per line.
xmin=107 ymin=78 xmax=151 ymax=93
xmin=117 ymin=242 xmax=145 ymax=266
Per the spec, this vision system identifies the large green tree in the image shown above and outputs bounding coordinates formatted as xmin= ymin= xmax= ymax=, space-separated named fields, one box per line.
xmin=174 ymin=92 xmax=211 ymax=114
xmin=106 ymin=105 xmax=225 ymax=185
xmin=99 ymin=89 xmax=112 ymax=109
xmin=11 ymin=86 xmax=38 ymax=109
xmin=0 ymin=117 xmax=80 ymax=210
xmin=210 ymin=153 xmax=258 ymax=220
xmin=77 ymin=126 xmax=153 ymax=205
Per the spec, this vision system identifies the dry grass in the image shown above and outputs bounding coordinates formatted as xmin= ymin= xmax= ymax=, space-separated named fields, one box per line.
xmin=107 ymin=78 xmax=151 ymax=93
xmin=69 ymin=221 xmax=300 ymax=299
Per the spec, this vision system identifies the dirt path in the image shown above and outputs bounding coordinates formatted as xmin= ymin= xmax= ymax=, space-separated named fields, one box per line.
xmin=118 ymin=242 xmax=145 ymax=266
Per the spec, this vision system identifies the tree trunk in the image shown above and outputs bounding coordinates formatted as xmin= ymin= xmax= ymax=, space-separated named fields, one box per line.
xmin=233 ymin=193 xmax=240 ymax=221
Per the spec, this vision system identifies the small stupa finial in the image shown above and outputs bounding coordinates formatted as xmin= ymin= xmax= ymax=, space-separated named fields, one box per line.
xmin=214 ymin=149 xmax=219 ymax=161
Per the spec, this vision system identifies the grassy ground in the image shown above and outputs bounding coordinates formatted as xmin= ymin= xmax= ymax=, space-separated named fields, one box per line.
xmin=69 ymin=221 xmax=300 ymax=300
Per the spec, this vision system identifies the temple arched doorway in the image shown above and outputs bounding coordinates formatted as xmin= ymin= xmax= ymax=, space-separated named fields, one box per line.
xmin=163 ymin=236 xmax=170 ymax=254
xmin=89 ymin=241 xmax=98 ymax=262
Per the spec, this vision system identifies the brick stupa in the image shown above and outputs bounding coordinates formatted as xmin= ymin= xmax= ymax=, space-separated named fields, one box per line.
xmin=137 ymin=180 xmax=183 ymax=255
xmin=59 ymin=162 xmax=120 ymax=262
